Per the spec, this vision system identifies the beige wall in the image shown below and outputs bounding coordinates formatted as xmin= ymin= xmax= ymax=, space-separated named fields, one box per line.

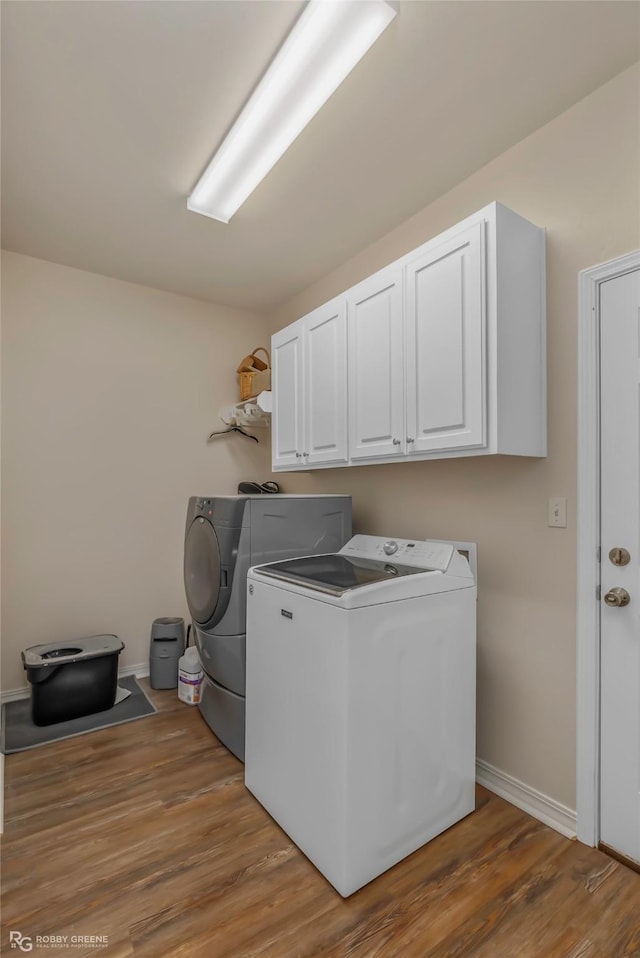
xmin=266 ymin=63 xmax=640 ymax=811
xmin=1 ymin=252 xmax=271 ymax=692
xmin=2 ymin=63 xmax=637 ymax=810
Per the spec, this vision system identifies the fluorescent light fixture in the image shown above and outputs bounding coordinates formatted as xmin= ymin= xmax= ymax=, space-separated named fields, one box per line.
xmin=188 ymin=0 xmax=397 ymax=224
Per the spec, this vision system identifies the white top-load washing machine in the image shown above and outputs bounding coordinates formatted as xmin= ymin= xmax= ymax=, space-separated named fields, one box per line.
xmin=245 ymin=534 xmax=476 ymax=897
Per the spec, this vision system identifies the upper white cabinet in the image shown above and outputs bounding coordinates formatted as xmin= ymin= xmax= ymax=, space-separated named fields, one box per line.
xmin=347 ymin=266 xmax=404 ymax=461
xmin=404 ymin=221 xmax=485 ymax=455
xmin=272 ymin=298 xmax=348 ymax=470
xmin=272 ymin=319 xmax=304 ymax=470
xmin=271 ymin=202 xmax=546 ymax=472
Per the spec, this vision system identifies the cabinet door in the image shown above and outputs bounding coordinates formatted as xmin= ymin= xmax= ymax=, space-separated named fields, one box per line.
xmin=272 ymin=321 xmax=305 ymax=470
xmin=347 ymin=266 xmax=404 ymax=460
xmin=405 ymin=221 xmax=485 ymax=453
xmin=305 ymin=299 xmax=348 ymax=465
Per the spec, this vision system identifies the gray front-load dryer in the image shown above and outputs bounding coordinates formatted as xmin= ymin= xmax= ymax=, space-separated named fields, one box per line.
xmin=184 ymin=494 xmax=352 ymax=760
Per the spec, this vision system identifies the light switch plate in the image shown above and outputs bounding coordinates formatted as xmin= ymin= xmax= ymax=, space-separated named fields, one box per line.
xmin=548 ymin=497 xmax=567 ymax=528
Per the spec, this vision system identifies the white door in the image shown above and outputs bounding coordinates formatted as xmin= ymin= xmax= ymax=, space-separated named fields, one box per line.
xmin=347 ymin=266 xmax=404 ymax=461
xmin=305 ymin=299 xmax=348 ymax=465
xmin=405 ymin=223 xmax=486 ymax=454
xmin=271 ymin=321 xmax=304 ymax=470
xmin=599 ymin=267 xmax=640 ymax=865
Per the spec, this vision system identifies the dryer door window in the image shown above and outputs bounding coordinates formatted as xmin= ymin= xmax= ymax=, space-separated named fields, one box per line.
xmin=184 ymin=518 xmax=221 ymax=624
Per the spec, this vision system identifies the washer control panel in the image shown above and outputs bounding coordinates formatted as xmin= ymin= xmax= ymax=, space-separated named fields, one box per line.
xmin=340 ymin=535 xmax=455 ymax=572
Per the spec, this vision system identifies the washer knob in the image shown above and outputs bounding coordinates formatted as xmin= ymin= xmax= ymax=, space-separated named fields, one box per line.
xmin=383 ymin=540 xmax=398 ymax=555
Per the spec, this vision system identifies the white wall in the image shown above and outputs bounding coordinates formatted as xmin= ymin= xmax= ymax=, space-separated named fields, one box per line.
xmin=1 ymin=253 xmax=271 ymax=692
xmin=265 ymin=63 xmax=640 ymax=811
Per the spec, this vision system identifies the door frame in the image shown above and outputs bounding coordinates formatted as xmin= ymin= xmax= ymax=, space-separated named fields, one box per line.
xmin=576 ymin=249 xmax=640 ymax=846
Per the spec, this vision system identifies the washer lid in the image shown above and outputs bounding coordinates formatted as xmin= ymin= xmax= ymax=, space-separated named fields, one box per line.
xmin=254 ymin=553 xmax=430 ymax=597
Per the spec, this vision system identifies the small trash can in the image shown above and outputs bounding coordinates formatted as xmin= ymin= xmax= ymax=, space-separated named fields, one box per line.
xmin=149 ymin=617 xmax=185 ymax=689
xmin=22 ymin=634 xmax=125 ymax=726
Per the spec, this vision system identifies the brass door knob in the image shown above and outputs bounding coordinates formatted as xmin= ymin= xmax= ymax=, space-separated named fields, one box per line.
xmin=603 ymin=587 xmax=631 ymax=608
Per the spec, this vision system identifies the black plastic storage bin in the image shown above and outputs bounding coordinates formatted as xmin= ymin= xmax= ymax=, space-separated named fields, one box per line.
xmin=21 ymin=634 xmax=125 ymax=726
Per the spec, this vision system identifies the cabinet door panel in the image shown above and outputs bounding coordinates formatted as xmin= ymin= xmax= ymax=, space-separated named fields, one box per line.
xmin=272 ymin=322 xmax=304 ymax=469
xmin=306 ymin=300 xmax=348 ymax=464
xmin=347 ymin=268 xmax=404 ymax=460
xmin=405 ymin=222 xmax=485 ymax=453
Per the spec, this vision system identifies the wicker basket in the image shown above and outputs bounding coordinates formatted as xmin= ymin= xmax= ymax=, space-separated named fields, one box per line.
xmin=237 ymin=347 xmax=271 ymax=401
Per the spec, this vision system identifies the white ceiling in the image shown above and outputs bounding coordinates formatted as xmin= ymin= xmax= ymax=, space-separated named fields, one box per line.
xmin=2 ymin=0 xmax=639 ymax=313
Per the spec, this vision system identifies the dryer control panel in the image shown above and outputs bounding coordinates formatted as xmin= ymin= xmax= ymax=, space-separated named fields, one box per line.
xmin=339 ymin=536 xmax=455 ymax=572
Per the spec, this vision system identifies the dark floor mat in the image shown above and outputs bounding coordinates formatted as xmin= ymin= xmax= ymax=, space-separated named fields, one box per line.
xmin=1 ymin=674 xmax=157 ymax=753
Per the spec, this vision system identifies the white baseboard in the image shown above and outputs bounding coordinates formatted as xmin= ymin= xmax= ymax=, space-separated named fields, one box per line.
xmin=476 ymin=758 xmax=577 ymax=840
xmin=0 ymin=688 xmax=29 ymax=705
xmin=119 ymin=663 xmax=150 ymax=681
xmin=0 ymin=662 xmax=150 ymax=706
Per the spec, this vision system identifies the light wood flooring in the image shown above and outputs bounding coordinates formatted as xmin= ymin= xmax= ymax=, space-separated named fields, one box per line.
xmin=2 ymin=680 xmax=639 ymax=958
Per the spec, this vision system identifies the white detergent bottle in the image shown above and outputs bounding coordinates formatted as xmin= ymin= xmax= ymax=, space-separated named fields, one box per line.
xmin=178 ymin=639 xmax=204 ymax=706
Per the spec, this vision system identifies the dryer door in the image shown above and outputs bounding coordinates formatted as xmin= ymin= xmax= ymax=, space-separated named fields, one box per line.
xmin=184 ymin=517 xmax=221 ymax=626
